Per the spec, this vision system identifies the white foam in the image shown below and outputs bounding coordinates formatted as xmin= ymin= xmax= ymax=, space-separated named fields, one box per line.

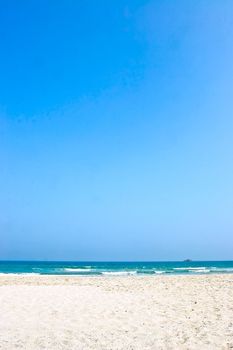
xmin=64 ymin=268 xmax=92 ymax=272
xmin=154 ymin=271 xmax=165 ymax=274
xmin=173 ymin=267 xmax=206 ymax=271
xmin=102 ymin=271 xmax=137 ymax=276
xmin=190 ymin=269 xmax=210 ymax=273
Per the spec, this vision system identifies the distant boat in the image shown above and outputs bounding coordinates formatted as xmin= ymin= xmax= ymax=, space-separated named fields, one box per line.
xmin=183 ymin=259 xmax=192 ymax=262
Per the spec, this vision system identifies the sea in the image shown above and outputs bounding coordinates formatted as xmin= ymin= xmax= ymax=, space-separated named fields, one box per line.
xmin=0 ymin=261 xmax=233 ymax=276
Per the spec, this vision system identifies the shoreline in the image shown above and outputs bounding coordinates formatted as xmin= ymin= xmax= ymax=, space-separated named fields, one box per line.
xmin=1 ymin=270 xmax=233 ymax=277
xmin=1 ymin=273 xmax=233 ymax=287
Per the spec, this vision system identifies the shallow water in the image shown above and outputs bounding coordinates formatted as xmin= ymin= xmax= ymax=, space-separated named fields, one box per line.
xmin=0 ymin=260 xmax=233 ymax=275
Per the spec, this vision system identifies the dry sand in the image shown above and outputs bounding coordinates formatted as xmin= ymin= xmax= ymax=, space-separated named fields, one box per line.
xmin=0 ymin=274 xmax=233 ymax=349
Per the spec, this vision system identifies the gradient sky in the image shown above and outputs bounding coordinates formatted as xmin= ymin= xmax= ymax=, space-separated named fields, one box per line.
xmin=1 ymin=0 xmax=233 ymax=261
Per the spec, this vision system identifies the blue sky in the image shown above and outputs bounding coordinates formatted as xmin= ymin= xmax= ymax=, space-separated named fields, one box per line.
xmin=1 ymin=0 xmax=233 ymax=260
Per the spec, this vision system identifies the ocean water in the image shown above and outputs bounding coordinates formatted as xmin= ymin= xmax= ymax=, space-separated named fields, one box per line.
xmin=0 ymin=261 xmax=233 ymax=276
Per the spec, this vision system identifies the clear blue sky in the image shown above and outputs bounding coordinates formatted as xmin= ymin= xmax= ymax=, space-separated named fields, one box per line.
xmin=1 ymin=0 xmax=233 ymax=261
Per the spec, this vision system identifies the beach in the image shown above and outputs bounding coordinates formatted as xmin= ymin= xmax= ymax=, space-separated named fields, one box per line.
xmin=0 ymin=274 xmax=233 ymax=349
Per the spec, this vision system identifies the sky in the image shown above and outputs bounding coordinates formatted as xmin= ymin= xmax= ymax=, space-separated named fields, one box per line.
xmin=0 ymin=0 xmax=233 ymax=261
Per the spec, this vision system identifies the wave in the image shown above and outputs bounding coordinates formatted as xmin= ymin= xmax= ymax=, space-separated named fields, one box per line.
xmin=102 ymin=271 xmax=137 ymax=276
xmin=173 ymin=267 xmax=206 ymax=271
xmin=210 ymin=267 xmax=233 ymax=272
xmin=1 ymin=262 xmax=233 ymax=276
xmin=63 ymin=268 xmax=92 ymax=272
xmin=191 ymin=269 xmax=210 ymax=273
xmin=154 ymin=271 xmax=166 ymax=274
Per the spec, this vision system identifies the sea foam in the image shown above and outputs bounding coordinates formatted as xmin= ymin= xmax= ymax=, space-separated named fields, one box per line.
xmin=102 ymin=271 xmax=137 ymax=276
xmin=64 ymin=268 xmax=92 ymax=272
xmin=173 ymin=267 xmax=206 ymax=270
xmin=154 ymin=271 xmax=165 ymax=274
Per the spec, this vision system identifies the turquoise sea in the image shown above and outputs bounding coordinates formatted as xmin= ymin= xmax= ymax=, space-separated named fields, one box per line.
xmin=0 ymin=261 xmax=233 ymax=275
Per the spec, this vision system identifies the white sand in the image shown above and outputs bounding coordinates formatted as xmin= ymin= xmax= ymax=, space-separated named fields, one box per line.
xmin=0 ymin=274 xmax=233 ymax=349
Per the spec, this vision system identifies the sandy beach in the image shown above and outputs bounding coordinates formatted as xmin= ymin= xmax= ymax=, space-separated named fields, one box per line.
xmin=0 ymin=274 xmax=233 ymax=350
